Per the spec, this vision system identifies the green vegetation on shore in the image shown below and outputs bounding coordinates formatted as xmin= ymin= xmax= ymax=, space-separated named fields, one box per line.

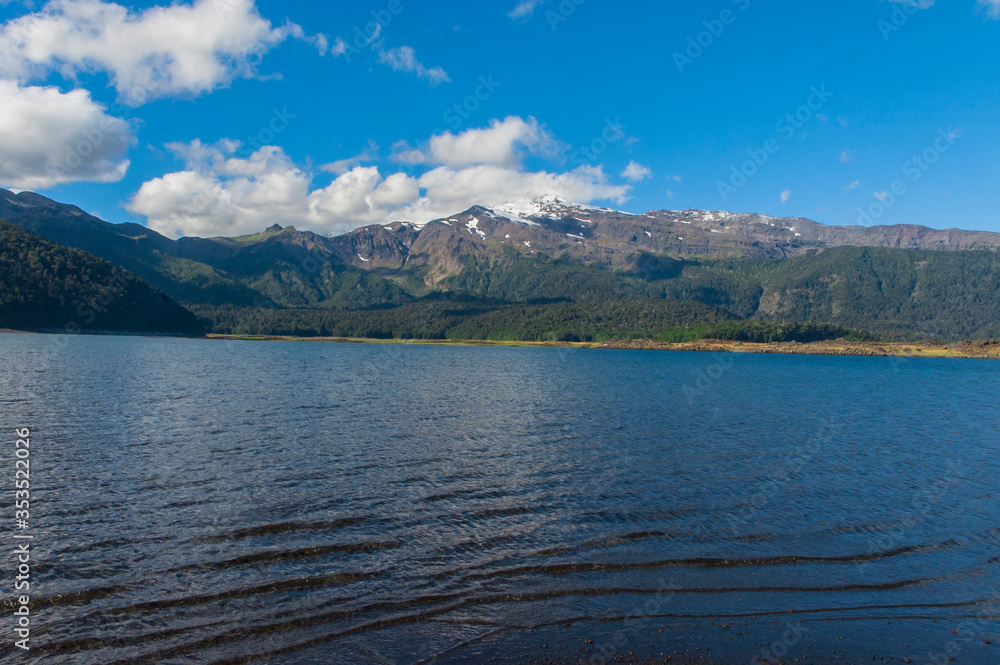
xmin=192 ymin=298 xmax=864 ymax=344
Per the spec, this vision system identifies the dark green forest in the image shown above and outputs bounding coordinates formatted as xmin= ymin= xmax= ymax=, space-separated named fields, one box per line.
xmin=192 ymin=298 xmax=864 ymax=344
xmin=437 ymin=247 xmax=1000 ymax=340
xmin=0 ymin=220 xmax=204 ymax=335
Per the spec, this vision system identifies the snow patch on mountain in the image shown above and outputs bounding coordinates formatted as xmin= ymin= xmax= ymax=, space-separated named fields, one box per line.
xmin=489 ymin=195 xmax=624 ymax=225
xmin=466 ymin=217 xmax=486 ymax=238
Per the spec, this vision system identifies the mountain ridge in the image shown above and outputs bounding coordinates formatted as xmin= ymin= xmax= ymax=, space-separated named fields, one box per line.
xmin=4 ymin=188 xmax=1000 ymax=340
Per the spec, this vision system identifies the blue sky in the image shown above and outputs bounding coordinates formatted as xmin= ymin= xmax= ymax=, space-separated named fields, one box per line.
xmin=0 ymin=0 xmax=998 ymax=238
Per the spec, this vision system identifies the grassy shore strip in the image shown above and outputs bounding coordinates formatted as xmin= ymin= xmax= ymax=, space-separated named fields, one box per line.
xmin=206 ymin=334 xmax=1000 ymax=359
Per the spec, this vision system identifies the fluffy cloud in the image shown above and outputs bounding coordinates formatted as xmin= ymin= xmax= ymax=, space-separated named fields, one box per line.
xmin=979 ymin=0 xmax=1000 ymax=18
xmin=780 ymin=190 xmax=792 ymax=203
xmin=0 ymin=80 xmax=134 ymax=188
xmin=621 ymin=161 xmax=652 ymax=182
xmin=509 ymin=0 xmax=545 ymax=19
xmin=393 ymin=116 xmax=562 ymax=168
xmin=377 ymin=46 xmax=449 ymax=87
xmin=0 ymin=0 xmax=320 ymax=105
xmin=129 ymin=119 xmax=631 ymax=239
xmin=129 ymin=140 xmax=313 ymax=238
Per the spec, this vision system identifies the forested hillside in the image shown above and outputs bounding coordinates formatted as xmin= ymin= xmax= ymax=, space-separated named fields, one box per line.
xmin=439 ymin=247 xmax=1000 ymax=340
xmin=0 ymin=220 xmax=204 ymax=335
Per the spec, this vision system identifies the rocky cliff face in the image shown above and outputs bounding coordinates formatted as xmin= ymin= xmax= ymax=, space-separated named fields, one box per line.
xmin=325 ymin=223 xmax=418 ymax=270
xmin=322 ymin=196 xmax=1000 ymax=284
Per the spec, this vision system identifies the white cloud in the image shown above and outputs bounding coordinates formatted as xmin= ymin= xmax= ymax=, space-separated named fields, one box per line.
xmin=0 ymin=80 xmax=134 ymax=188
xmin=407 ymin=116 xmax=562 ymax=168
xmin=0 ymin=0 xmax=317 ymax=105
xmin=621 ymin=161 xmax=651 ymax=182
xmin=377 ymin=46 xmax=449 ymax=86
xmin=509 ymin=0 xmax=544 ymax=19
xmin=129 ymin=119 xmax=631 ymax=239
xmin=874 ymin=190 xmax=891 ymax=202
xmin=979 ymin=0 xmax=1000 ymax=18
xmin=329 ymin=37 xmax=348 ymax=57
xmin=840 ymin=149 xmax=852 ymax=163
xmin=411 ymin=163 xmax=626 ymax=221
xmin=129 ymin=141 xmax=314 ymax=238
xmin=780 ymin=190 xmax=792 ymax=203
xmin=846 ymin=179 xmax=861 ymax=190
xmin=321 ymin=139 xmax=379 ymax=176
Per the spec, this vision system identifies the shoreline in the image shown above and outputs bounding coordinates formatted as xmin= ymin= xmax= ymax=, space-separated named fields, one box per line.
xmin=3 ymin=327 xmax=997 ymax=358
xmin=205 ymin=334 xmax=1000 ymax=359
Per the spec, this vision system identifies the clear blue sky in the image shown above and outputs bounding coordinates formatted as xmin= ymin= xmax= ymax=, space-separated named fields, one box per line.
xmin=1 ymin=0 xmax=998 ymax=237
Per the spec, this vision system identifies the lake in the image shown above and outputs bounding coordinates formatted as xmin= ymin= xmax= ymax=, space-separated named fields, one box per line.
xmin=1 ymin=333 xmax=998 ymax=664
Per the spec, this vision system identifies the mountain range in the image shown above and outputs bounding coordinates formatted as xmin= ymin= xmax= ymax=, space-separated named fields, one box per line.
xmin=2 ymin=188 xmax=1000 ymax=340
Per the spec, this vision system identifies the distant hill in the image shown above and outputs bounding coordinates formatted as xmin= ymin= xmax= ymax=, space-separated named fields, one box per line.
xmin=3 ymin=188 xmax=1000 ymax=340
xmin=0 ymin=220 xmax=204 ymax=336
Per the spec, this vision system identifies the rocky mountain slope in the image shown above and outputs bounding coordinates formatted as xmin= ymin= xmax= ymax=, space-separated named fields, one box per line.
xmin=324 ymin=195 xmax=1000 ymax=275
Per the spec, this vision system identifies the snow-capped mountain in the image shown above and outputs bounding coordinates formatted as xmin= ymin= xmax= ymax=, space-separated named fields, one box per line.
xmin=5 ymin=187 xmax=1000 ymax=300
xmin=319 ymin=194 xmax=1000 ymax=276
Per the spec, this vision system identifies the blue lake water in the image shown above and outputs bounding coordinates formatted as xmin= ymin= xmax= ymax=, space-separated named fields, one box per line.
xmin=1 ymin=333 xmax=999 ymax=664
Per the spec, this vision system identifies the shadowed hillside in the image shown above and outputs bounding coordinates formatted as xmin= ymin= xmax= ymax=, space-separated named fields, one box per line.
xmin=0 ymin=220 xmax=204 ymax=336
